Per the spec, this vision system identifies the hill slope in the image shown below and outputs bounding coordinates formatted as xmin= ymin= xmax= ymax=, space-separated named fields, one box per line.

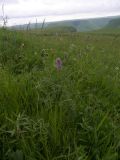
xmin=11 ymin=16 xmax=120 ymax=32
xmin=105 ymin=18 xmax=120 ymax=28
xmin=94 ymin=18 xmax=120 ymax=34
xmin=46 ymin=18 xmax=111 ymax=32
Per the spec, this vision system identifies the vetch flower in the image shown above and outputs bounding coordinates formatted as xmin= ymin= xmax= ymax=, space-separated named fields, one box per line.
xmin=55 ymin=57 xmax=62 ymax=70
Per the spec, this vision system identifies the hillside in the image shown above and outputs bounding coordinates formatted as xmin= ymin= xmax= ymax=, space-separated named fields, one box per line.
xmin=105 ymin=18 xmax=120 ymax=28
xmin=46 ymin=18 xmax=111 ymax=32
xmin=43 ymin=26 xmax=77 ymax=33
xmin=11 ymin=16 xmax=120 ymax=32
xmin=93 ymin=18 xmax=120 ymax=34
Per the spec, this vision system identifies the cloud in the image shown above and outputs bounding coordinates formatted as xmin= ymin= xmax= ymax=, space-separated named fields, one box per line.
xmin=0 ymin=0 xmax=18 ymax=4
xmin=0 ymin=0 xmax=120 ymax=26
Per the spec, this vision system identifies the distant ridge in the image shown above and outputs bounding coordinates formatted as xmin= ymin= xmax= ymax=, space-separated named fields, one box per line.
xmin=11 ymin=15 xmax=120 ymax=32
xmin=105 ymin=18 xmax=120 ymax=28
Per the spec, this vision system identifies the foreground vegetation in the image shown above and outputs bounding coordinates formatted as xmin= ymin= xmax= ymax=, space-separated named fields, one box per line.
xmin=0 ymin=28 xmax=120 ymax=160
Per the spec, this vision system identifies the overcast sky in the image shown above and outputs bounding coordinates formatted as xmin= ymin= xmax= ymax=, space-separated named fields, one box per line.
xmin=0 ymin=0 xmax=120 ymax=26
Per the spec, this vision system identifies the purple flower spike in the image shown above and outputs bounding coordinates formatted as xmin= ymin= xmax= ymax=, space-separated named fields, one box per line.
xmin=55 ymin=57 xmax=62 ymax=70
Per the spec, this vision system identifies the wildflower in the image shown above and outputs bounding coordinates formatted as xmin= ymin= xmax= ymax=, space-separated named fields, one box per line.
xmin=55 ymin=57 xmax=62 ymax=70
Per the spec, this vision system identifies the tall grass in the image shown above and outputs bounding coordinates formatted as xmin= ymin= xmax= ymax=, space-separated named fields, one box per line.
xmin=0 ymin=28 xmax=120 ymax=159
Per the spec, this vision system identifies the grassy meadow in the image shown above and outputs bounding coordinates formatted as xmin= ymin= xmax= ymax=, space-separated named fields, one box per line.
xmin=0 ymin=28 xmax=120 ymax=160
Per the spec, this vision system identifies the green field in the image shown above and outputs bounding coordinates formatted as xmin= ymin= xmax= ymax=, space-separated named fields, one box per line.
xmin=0 ymin=28 xmax=120 ymax=160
